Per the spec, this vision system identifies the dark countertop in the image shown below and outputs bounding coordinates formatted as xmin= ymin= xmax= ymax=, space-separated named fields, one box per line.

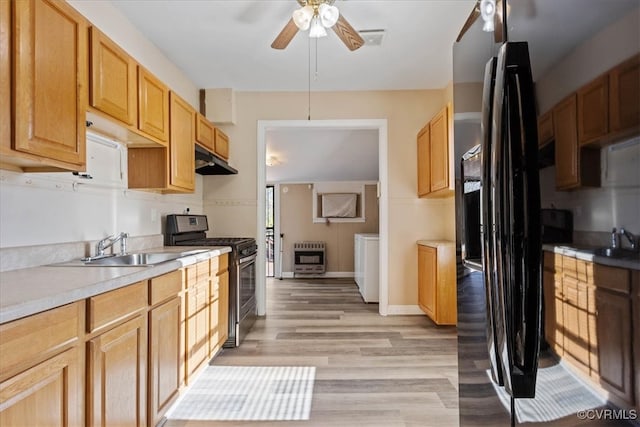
xmin=543 ymin=244 xmax=640 ymax=271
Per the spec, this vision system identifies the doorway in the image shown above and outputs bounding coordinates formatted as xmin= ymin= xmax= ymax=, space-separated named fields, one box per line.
xmin=265 ymin=185 xmax=275 ymax=278
xmin=256 ymin=119 xmax=389 ymax=317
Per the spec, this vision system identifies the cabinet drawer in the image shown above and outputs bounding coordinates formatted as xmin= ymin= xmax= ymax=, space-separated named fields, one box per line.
xmin=562 ymin=256 xmax=577 ymax=278
xmin=0 ymin=302 xmax=83 ymax=378
xmin=87 ymin=282 xmax=147 ymax=333
xmin=593 ymin=264 xmax=630 ymax=294
xmin=149 ymin=270 xmax=182 ymax=306
xmin=196 ymin=260 xmax=210 ymax=279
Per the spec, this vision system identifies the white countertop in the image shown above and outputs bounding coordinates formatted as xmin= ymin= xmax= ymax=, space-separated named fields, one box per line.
xmin=0 ymin=246 xmax=231 ymax=324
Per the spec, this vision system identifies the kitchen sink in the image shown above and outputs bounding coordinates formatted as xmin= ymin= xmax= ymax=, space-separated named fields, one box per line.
xmin=52 ymin=249 xmax=210 ymax=267
xmin=591 ymin=247 xmax=640 ymax=261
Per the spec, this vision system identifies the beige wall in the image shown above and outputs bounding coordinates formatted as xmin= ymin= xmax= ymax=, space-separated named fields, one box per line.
xmin=279 ymin=184 xmax=379 ymax=273
xmin=203 ymin=90 xmax=456 ymax=306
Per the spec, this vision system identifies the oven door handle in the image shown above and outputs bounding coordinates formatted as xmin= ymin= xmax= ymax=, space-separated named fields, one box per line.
xmin=239 ymin=253 xmax=257 ymax=264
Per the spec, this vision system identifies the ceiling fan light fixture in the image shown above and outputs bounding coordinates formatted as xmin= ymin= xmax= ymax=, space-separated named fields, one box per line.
xmin=309 ymin=15 xmax=328 ymax=38
xmin=480 ymin=0 xmax=496 ymax=32
xmin=318 ymin=3 xmax=339 ymax=28
xmin=292 ymin=5 xmax=314 ymax=31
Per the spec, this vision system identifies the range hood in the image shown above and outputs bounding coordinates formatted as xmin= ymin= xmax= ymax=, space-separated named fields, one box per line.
xmin=195 ymin=144 xmax=238 ymax=175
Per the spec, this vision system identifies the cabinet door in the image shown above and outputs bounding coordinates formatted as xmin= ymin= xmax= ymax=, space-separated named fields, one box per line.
xmin=561 ymin=278 xmax=590 ymax=371
xmin=0 ymin=347 xmax=82 ymax=426
xmin=218 ymin=270 xmax=229 ymax=347
xmin=138 ymin=66 xmax=169 ymax=144
xmin=89 ymin=27 xmax=136 ymax=126
xmin=169 ymin=92 xmax=195 ymax=191
xmin=554 ymin=95 xmax=579 ymax=189
xmin=149 ymin=296 xmax=181 ymax=425
xmin=13 ymin=0 xmax=87 ymax=167
xmin=417 ymin=125 xmax=430 ymax=197
xmin=429 ymin=107 xmax=449 ymax=193
xmin=214 ymin=127 xmax=230 ymax=160
xmin=418 ymin=246 xmax=436 ymax=319
xmin=537 ymin=111 xmax=554 ymax=147
xmin=87 ymin=315 xmax=147 ymax=427
xmin=0 ymin=0 xmax=9 ymax=150
xmin=595 ymin=289 xmax=633 ymax=405
xmin=577 ymin=74 xmax=608 ymax=146
xmin=542 ymin=271 xmax=557 ymax=350
xmin=185 ymin=281 xmax=209 ymax=383
xmin=196 ymin=113 xmax=215 ymax=152
xmin=609 ymin=54 xmax=640 ymax=136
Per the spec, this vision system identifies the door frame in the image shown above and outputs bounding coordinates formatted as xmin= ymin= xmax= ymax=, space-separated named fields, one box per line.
xmin=256 ymin=119 xmax=389 ymax=316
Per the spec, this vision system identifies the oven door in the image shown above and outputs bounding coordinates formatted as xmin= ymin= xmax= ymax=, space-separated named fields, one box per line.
xmin=237 ymin=253 xmax=257 ymax=336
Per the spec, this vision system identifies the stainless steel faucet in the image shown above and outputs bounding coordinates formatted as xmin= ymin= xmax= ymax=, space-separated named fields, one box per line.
xmin=611 ymin=227 xmax=620 ymax=249
xmin=95 ymin=232 xmax=129 ymax=257
xmin=619 ymin=228 xmax=638 ymax=251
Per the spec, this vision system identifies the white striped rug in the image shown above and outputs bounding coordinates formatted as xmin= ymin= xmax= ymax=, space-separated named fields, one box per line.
xmin=166 ymin=366 xmax=315 ymax=421
xmin=490 ymin=361 xmax=606 ymax=423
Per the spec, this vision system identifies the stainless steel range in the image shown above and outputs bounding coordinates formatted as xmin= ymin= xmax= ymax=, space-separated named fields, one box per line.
xmin=165 ymin=214 xmax=257 ymax=348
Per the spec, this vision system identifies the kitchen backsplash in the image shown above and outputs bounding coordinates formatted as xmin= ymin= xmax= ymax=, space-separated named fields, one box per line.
xmin=0 ymin=165 xmax=204 ymax=249
xmin=0 ymin=234 xmax=163 ymax=272
xmin=540 ymin=136 xmax=640 ymax=244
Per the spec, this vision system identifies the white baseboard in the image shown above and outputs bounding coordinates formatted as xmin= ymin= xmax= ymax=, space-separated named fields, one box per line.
xmin=386 ymin=305 xmax=425 ymax=315
xmin=281 ymin=271 xmax=355 ymax=279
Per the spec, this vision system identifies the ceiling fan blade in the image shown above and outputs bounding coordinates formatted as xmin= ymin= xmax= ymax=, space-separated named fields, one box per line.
xmin=271 ymin=18 xmax=299 ymax=50
xmin=494 ymin=0 xmax=504 ymax=43
xmin=456 ymin=1 xmax=480 ymax=43
xmin=332 ymin=15 xmax=364 ymax=51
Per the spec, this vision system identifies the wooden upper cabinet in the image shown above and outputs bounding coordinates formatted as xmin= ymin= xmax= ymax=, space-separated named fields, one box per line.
xmin=554 ymin=95 xmax=579 ymax=189
xmin=578 ymin=74 xmax=608 ymax=146
xmin=429 ymin=106 xmax=449 ymax=193
xmin=553 ymin=94 xmax=601 ymax=191
xmin=89 ymin=27 xmax=136 ymax=126
xmin=12 ymin=0 xmax=87 ymax=168
xmin=538 ymin=111 xmax=554 ymax=147
xmin=417 ymin=124 xmax=430 ymax=197
xmin=195 ymin=113 xmax=215 ymax=152
xmin=0 ymin=0 xmax=9 ymax=153
xmin=417 ymin=105 xmax=453 ymax=198
xmin=214 ymin=127 xmax=230 ymax=160
xmin=609 ymin=54 xmax=640 ymax=138
xmin=169 ymin=91 xmax=195 ymax=192
xmin=138 ymin=66 xmax=169 ymax=144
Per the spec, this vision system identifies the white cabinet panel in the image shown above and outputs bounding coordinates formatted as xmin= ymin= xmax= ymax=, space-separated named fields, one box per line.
xmin=354 ymin=233 xmax=379 ymax=303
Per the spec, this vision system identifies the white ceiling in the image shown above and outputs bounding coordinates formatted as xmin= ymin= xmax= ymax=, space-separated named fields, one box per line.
xmin=110 ymin=0 xmax=639 ymax=182
xmin=266 ymin=128 xmax=378 ymax=183
xmin=110 ymin=0 xmax=475 ymax=92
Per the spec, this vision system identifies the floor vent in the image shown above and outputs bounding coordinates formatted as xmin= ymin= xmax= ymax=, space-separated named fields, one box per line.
xmin=293 ymin=241 xmax=326 ymax=274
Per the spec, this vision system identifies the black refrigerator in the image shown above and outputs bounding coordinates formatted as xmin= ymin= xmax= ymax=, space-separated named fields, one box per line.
xmin=454 ymin=0 xmax=640 ymax=425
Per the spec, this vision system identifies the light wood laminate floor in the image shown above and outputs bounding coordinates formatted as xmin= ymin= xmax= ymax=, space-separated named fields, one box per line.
xmin=165 ymin=278 xmax=459 ymax=427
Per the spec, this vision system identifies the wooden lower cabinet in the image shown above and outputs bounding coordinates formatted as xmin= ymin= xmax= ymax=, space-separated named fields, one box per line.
xmin=0 ymin=347 xmax=83 ymax=426
xmin=87 ymin=315 xmax=147 ymax=427
xmin=0 ymin=255 xmax=229 ymax=426
xmin=148 ymin=296 xmax=181 ymax=425
xmin=185 ymin=265 xmax=210 ymax=384
xmin=595 ymin=288 xmax=633 ymax=405
xmin=543 ymin=251 xmax=636 ymax=407
xmin=417 ymin=242 xmax=456 ymax=325
xmin=0 ymin=302 xmax=84 ymax=425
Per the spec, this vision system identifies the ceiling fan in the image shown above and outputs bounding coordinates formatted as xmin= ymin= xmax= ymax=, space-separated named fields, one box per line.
xmin=271 ymin=0 xmax=365 ymax=51
xmin=456 ymin=0 xmax=505 ymax=43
